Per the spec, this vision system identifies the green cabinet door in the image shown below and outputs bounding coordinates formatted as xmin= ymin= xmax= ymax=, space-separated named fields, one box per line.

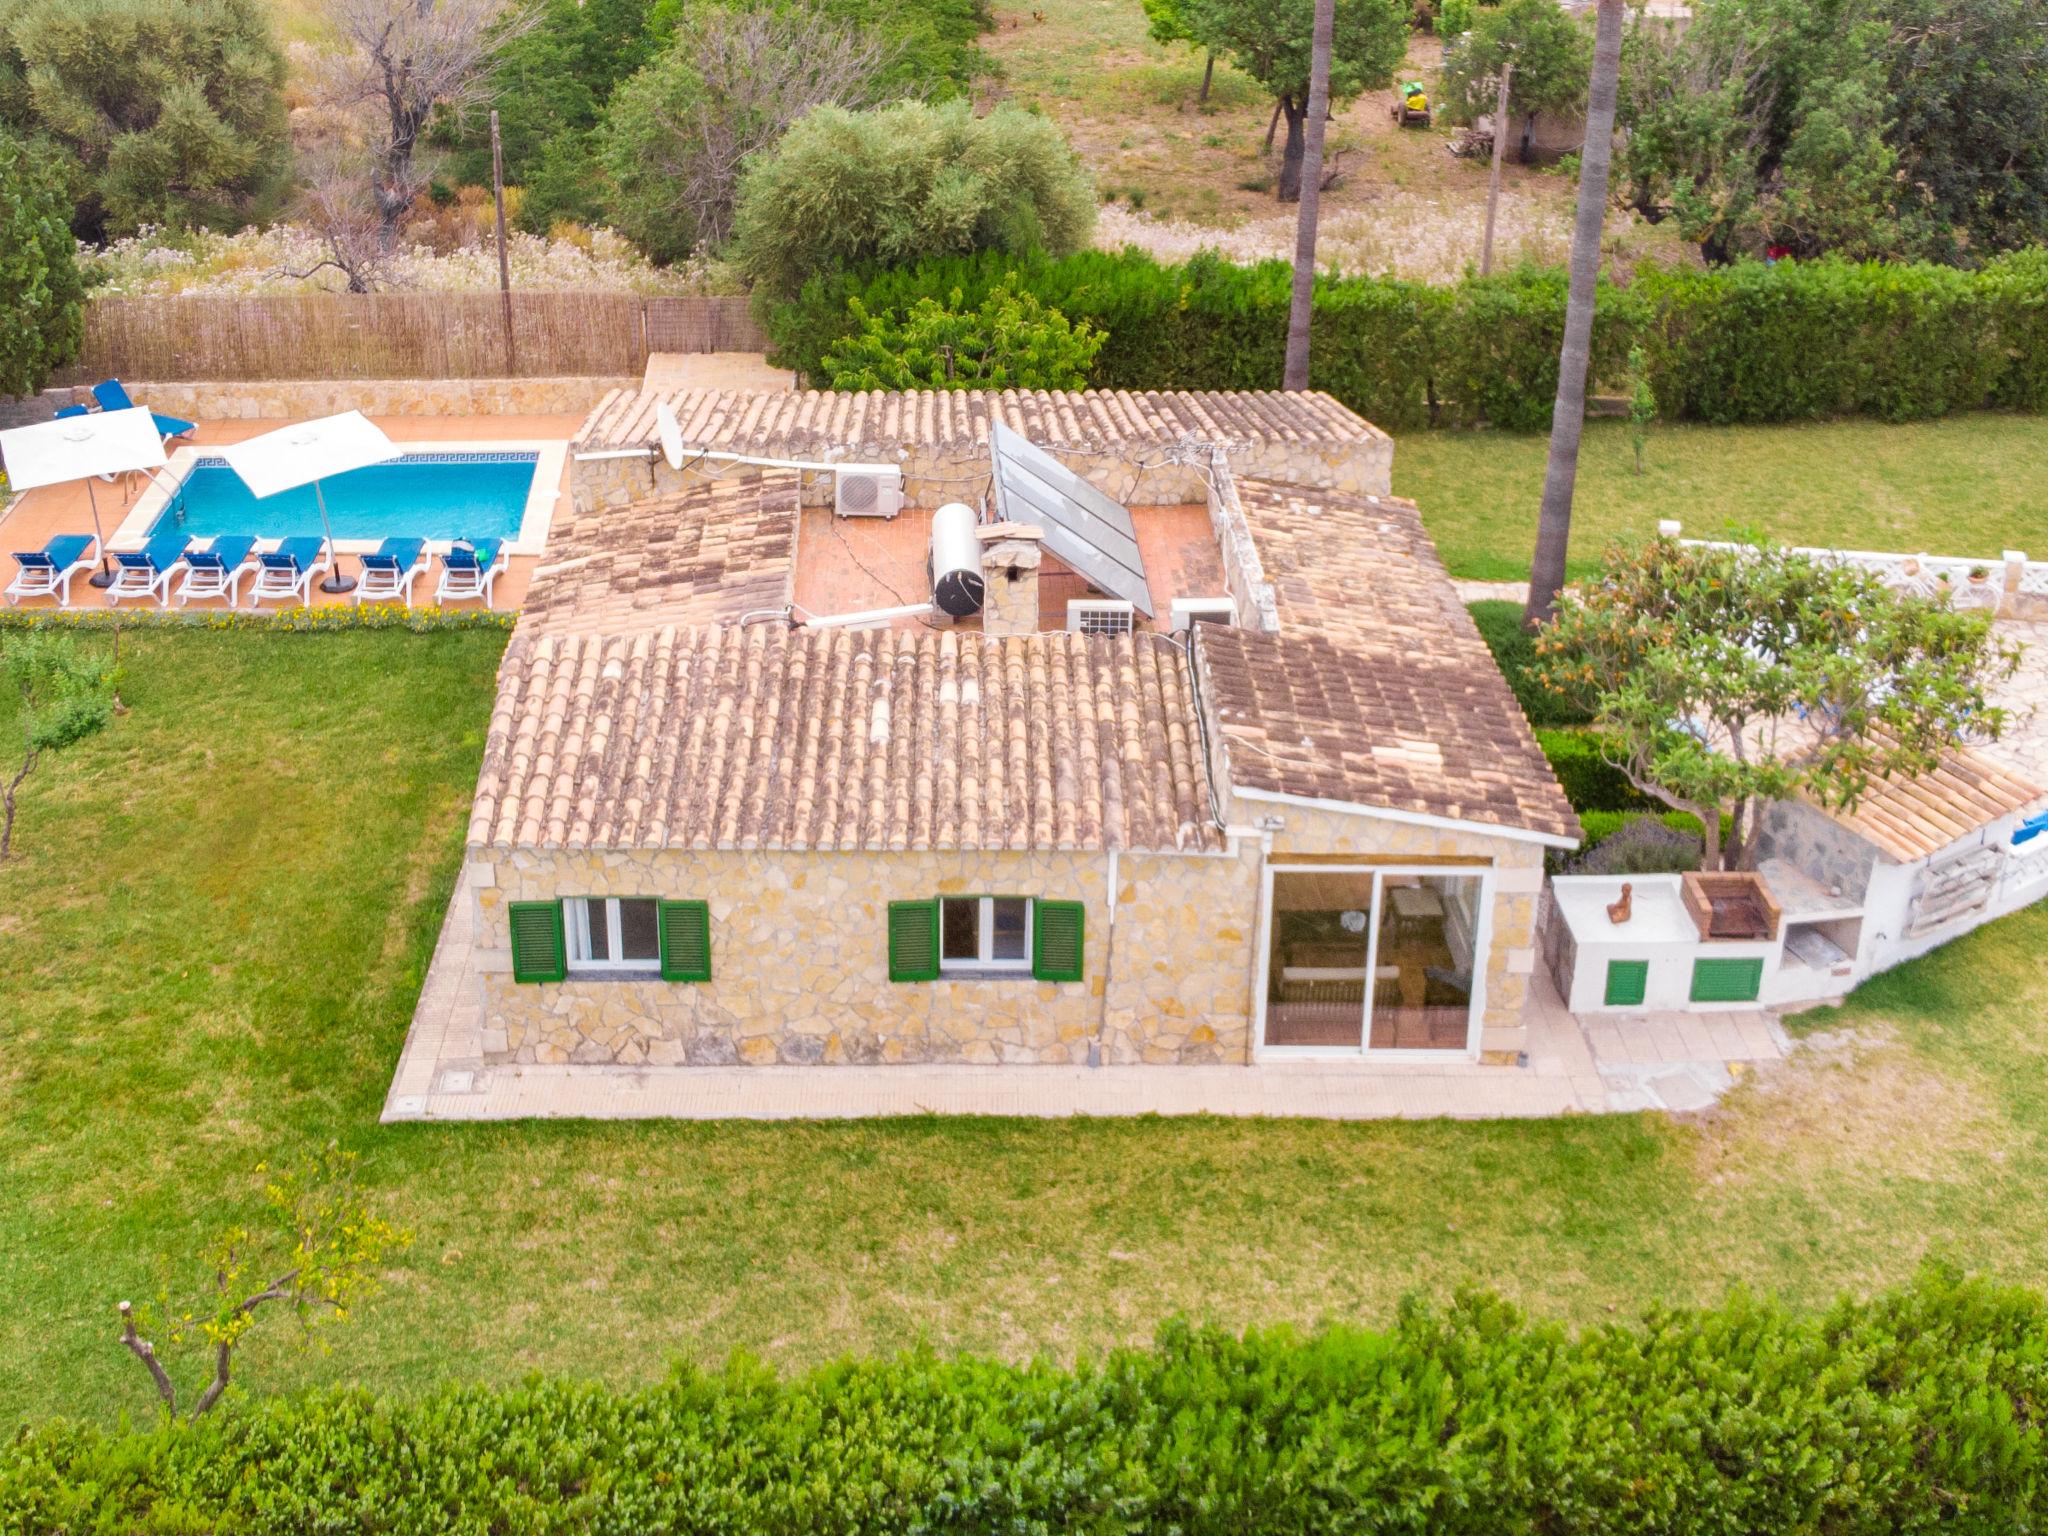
xmin=1690 ymin=956 xmax=1764 ymax=1003
xmin=1603 ymin=959 xmax=1649 ymax=1007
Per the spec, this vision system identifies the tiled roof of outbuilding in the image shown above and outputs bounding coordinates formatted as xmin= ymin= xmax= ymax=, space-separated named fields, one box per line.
xmin=520 ymin=470 xmax=798 ymax=638
xmin=575 ymin=387 xmax=1383 ymax=457
xmin=1198 ymin=479 xmax=1580 ymax=844
xmin=1820 ymin=746 xmax=2044 ymax=862
xmin=469 ymin=624 xmax=1220 ymax=854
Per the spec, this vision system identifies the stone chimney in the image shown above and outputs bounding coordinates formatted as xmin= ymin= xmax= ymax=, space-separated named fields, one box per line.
xmin=977 ymin=522 xmax=1044 ymax=637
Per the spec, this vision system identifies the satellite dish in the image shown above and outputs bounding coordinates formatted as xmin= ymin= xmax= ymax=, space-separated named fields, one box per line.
xmin=656 ymin=401 xmax=684 ymax=471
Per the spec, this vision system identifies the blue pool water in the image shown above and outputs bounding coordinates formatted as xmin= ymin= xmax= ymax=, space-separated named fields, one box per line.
xmin=149 ymin=452 xmax=536 ymax=543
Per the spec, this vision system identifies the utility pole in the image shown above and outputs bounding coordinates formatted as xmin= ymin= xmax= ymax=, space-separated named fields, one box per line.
xmin=1480 ymin=60 xmax=1514 ymax=276
xmin=490 ymin=109 xmax=517 ymax=375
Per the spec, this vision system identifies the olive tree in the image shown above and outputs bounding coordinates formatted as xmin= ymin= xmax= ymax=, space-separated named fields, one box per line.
xmin=117 ymin=1146 xmax=408 ymax=1421
xmin=0 ymin=0 xmax=290 ymax=239
xmin=602 ymin=3 xmax=897 ymax=264
xmin=730 ymin=100 xmax=1094 ymax=303
xmin=1439 ymin=0 xmax=1593 ymax=164
xmin=1175 ymin=0 xmax=1407 ymax=200
xmin=1533 ymin=533 xmax=2024 ymax=870
xmin=2 ymin=631 xmax=113 ymax=860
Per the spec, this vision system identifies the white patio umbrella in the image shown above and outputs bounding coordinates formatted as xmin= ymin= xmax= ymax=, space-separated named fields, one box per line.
xmin=0 ymin=407 xmax=168 ymax=587
xmin=217 ymin=410 xmax=401 ymax=595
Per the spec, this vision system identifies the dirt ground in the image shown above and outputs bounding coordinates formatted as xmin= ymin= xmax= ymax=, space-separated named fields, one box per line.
xmin=982 ymin=1 xmax=1695 ymax=280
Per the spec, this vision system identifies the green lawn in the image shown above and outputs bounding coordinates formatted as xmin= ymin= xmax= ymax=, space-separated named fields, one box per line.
xmin=1396 ymin=413 xmax=2048 ymax=581
xmin=5 ymin=626 xmax=2048 ymax=1428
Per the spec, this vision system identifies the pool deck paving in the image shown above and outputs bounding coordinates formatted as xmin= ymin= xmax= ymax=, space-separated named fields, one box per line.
xmin=0 ymin=413 xmax=584 ymax=614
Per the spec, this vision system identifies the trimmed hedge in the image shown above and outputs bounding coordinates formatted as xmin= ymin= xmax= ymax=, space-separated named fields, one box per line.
xmin=1466 ymin=600 xmax=1590 ymax=726
xmin=7 ymin=1267 xmax=2048 ymax=1533
xmin=767 ymin=247 xmax=2048 ymax=431
xmin=1534 ymin=727 xmax=1655 ymax=814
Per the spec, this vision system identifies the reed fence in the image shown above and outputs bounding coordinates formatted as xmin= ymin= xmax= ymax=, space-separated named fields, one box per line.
xmin=52 ymin=292 xmax=767 ymax=384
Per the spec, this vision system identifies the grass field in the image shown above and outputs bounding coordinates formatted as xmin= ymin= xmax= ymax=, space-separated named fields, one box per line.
xmin=4 ymin=625 xmax=2047 ymax=1429
xmin=1396 ymin=412 xmax=2048 ymax=582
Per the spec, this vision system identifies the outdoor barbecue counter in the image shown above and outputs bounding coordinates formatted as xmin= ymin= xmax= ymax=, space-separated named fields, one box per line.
xmin=1544 ymin=868 xmax=1858 ymax=1014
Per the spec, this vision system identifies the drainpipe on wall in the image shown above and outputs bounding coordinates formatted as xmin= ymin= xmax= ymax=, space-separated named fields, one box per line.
xmin=1090 ymin=847 xmax=1120 ymax=1067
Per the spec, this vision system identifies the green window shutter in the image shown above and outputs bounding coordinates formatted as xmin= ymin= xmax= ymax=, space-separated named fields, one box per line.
xmin=1689 ymin=956 xmax=1764 ymax=1004
xmin=888 ymin=900 xmax=940 ymax=981
xmin=508 ymin=900 xmax=566 ymax=983
xmin=1032 ymin=899 xmax=1086 ymax=982
xmin=658 ymin=900 xmax=712 ymax=982
xmin=1603 ymin=959 xmax=1649 ymax=1007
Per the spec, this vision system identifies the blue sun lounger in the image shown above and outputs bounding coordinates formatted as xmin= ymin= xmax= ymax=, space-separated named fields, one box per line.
xmin=6 ymin=534 xmax=98 ymax=607
xmin=249 ymin=537 xmax=330 ymax=608
xmin=91 ymin=379 xmax=196 ymax=443
xmin=435 ymin=539 xmax=503 ymax=606
xmin=356 ymin=537 xmax=428 ymax=607
xmin=174 ymin=535 xmax=259 ymax=608
xmin=106 ymin=532 xmax=192 ymax=607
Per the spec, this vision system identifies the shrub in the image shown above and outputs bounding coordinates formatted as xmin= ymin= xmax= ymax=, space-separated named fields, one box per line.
xmin=1567 ymin=811 xmax=1704 ymax=874
xmin=822 ymin=279 xmax=1105 ymax=389
xmin=731 ymin=100 xmax=1096 ymax=305
xmin=1633 ymin=256 xmax=2013 ymax=424
xmin=1535 ymin=727 xmax=1656 ymax=813
xmin=0 ymin=130 xmax=83 ymax=396
xmin=6 ymin=1267 xmax=2048 ymax=1533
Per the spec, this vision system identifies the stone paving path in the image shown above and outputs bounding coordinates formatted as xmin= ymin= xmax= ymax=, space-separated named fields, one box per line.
xmin=1983 ymin=620 xmax=2048 ymax=788
xmin=385 ymin=872 xmax=1795 ymax=1122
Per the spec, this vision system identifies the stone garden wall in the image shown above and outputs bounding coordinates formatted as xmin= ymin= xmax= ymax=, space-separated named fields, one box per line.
xmin=568 ymin=433 xmax=1393 ymax=518
xmin=471 ymin=843 xmax=1263 ymax=1068
xmin=60 ymin=377 xmax=634 ymax=421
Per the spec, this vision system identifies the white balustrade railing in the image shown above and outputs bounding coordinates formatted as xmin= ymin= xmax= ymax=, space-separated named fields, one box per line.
xmin=1672 ymin=527 xmax=2031 ymax=617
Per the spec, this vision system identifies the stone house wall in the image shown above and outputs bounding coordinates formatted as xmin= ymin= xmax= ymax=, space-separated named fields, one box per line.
xmin=569 ymin=433 xmax=1394 ymax=519
xmin=471 ymin=843 xmax=1263 ymax=1068
xmin=468 ymin=795 xmax=1544 ymax=1069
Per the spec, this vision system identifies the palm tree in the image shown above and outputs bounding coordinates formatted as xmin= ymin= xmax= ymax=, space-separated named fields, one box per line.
xmin=1523 ymin=0 xmax=1626 ymax=628
xmin=1282 ymin=0 xmax=1335 ymax=390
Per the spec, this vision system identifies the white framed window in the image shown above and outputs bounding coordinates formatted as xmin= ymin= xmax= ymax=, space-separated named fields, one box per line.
xmin=1067 ymin=599 xmax=1135 ymax=637
xmin=566 ymin=896 xmax=662 ymax=971
xmin=939 ymin=895 xmax=1032 ymax=971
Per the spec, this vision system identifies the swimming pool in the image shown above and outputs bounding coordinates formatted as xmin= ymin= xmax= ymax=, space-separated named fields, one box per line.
xmin=147 ymin=452 xmax=539 ymax=545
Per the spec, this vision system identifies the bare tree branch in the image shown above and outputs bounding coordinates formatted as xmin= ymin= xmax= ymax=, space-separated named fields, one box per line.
xmin=119 ymin=1301 xmax=180 ymax=1416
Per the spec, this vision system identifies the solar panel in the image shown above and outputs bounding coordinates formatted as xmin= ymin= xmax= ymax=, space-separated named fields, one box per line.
xmin=990 ymin=421 xmax=1155 ymax=616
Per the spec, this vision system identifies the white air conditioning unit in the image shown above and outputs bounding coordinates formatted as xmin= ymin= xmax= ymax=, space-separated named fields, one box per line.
xmin=1068 ymin=599 xmax=1136 ymax=637
xmin=1171 ymin=596 xmax=1236 ymax=631
xmin=834 ymin=465 xmax=904 ymax=519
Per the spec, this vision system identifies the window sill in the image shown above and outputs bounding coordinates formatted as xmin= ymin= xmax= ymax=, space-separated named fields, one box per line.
xmin=563 ymin=967 xmax=663 ymax=982
xmin=936 ymin=967 xmax=1040 ymax=982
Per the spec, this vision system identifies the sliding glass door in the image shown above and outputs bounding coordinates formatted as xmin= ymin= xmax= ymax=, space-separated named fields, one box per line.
xmin=1259 ymin=865 xmax=1487 ymax=1057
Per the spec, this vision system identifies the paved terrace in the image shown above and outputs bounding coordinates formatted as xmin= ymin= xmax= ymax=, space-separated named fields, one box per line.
xmin=0 ymin=413 xmax=583 ymax=613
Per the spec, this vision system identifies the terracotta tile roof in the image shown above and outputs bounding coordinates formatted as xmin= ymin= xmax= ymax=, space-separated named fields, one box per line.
xmin=470 ymin=624 xmax=1220 ymax=853
xmin=1197 ymin=478 xmax=1580 ymax=844
xmin=575 ymin=387 xmax=1383 ymax=457
xmin=520 ymin=470 xmax=798 ymax=638
xmin=1821 ymin=746 xmax=2045 ymax=862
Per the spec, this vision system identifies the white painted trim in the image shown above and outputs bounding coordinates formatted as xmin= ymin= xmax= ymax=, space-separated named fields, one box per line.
xmin=1233 ymin=786 xmax=1581 ymax=851
xmin=113 ymin=439 xmax=568 ymax=557
xmin=573 ymin=447 xmax=656 ymax=462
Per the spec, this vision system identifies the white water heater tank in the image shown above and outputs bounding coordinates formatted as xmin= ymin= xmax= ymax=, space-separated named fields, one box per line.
xmin=929 ymin=501 xmax=986 ymax=617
